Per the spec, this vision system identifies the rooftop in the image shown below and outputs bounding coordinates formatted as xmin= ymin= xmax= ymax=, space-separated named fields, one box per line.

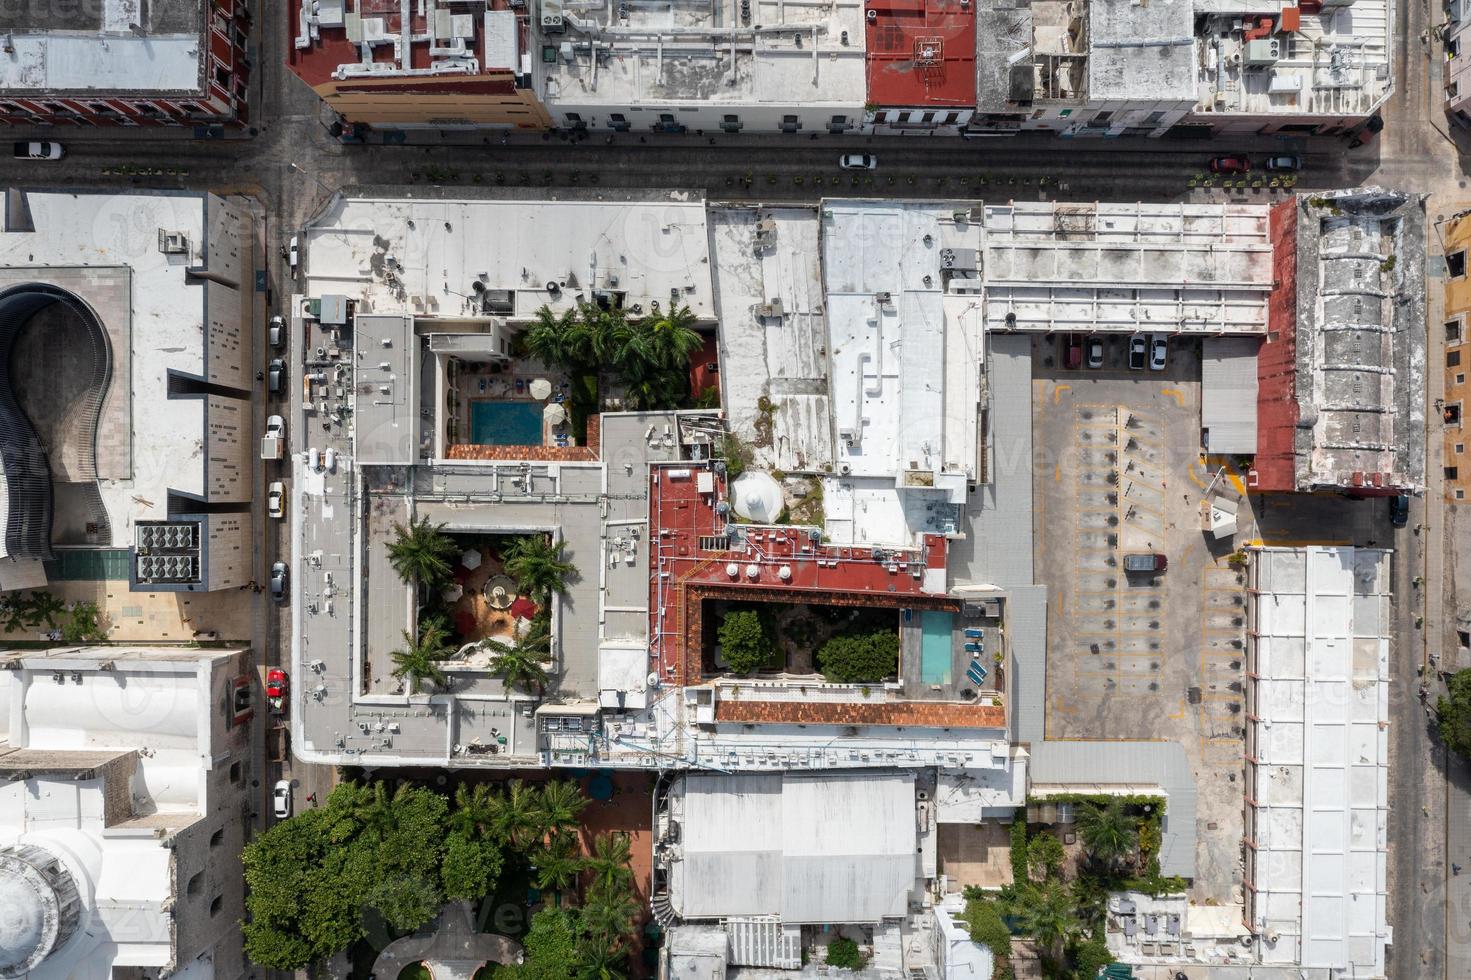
xmin=534 ymin=0 xmax=867 ymax=109
xmin=0 ymin=0 xmax=206 ymax=94
xmin=1088 ymin=0 xmax=1195 ymax=104
xmin=865 ymin=0 xmax=977 ymax=107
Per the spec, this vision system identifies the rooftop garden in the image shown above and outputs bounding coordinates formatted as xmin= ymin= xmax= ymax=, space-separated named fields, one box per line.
xmin=384 ymin=517 xmax=577 ymax=696
xmin=964 ymin=797 xmax=1183 ymax=980
xmin=243 ymin=777 xmax=645 ymax=979
xmin=705 ymin=599 xmax=900 ymax=683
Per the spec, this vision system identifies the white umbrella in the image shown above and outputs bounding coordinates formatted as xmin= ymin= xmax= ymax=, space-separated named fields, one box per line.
xmin=544 ymin=402 xmax=567 ymax=426
xmin=442 ymin=583 xmax=464 ymax=603
xmin=529 ymin=378 xmax=553 ymax=400
xmin=461 ymin=549 xmax=483 ymax=570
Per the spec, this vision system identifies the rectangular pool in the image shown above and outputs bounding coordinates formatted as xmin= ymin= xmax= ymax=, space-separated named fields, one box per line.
xmin=919 ymin=611 xmax=954 ymax=686
xmin=470 ymin=400 xmax=543 ymax=446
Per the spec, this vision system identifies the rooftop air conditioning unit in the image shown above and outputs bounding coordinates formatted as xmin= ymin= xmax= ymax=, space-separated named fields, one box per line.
xmin=541 ymin=0 xmax=564 ymax=32
xmin=157 ymin=230 xmax=189 ymax=254
xmin=1243 ymin=38 xmax=1280 ymax=65
xmin=758 ymin=298 xmax=784 ymax=318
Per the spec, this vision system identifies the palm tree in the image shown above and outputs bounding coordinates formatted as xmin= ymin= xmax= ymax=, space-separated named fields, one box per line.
xmin=1076 ymin=798 xmax=1139 ymax=869
xmin=536 ymin=779 xmax=590 ymax=840
xmin=575 ymin=934 xmax=629 ymax=980
xmin=524 ymin=306 xmax=583 ymax=372
xmin=483 ymin=621 xmax=553 ymax=695
xmin=24 ymin=592 xmax=66 ymax=630
xmin=583 ymin=832 xmax=634 ymax=896
xmin=1017 ymin=882 xmax=1082 ymax=966
xmin=502 ymin=534 xmax=576 ymax=605
xmin=450 ymin=783 xmax=496 ymax=839
xmin=491 ymin=778 xmax=544 ymax=849
xmin=353 ymin=782 xmax=414 ymax=844
xmin=386 ymin=515 xmax=458 ymax=596
xmin=390 ymin=623 xmax=453 ymax=695
xmin=0 ymin=599 xmax=26 ymax=634
xmin=580 ymin=880 xmax=640 ymax=947
xmin=532 ymin=830 xmax=582 ymax=898
xmin=642 ymin=304 xmax=704 ymax=371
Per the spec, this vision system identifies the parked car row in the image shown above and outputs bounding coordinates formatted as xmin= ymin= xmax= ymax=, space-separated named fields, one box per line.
xmin=1207 ymin=154 xmax=1301 ymax=174
xmin=1063 ymin=333 xmax=1169 ymax=371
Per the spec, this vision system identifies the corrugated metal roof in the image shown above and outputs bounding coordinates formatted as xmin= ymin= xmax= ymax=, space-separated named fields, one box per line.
xmin=1028 ymin=740 xmax=1198 ymax=879
xmin=671 ymin=770 xmax=917 ymax=924
xmin=1005 ymin=585 xmax=1048 ymax=746
xmin=1202 ymin=336 xmax=1260 ymax=455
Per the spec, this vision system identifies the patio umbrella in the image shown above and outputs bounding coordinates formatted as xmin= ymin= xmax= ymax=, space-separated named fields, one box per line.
xmin=441 ymin=583 xmax=463 ymax=603
xmin=543 ymin=402 xmax=567 ymax=426
xmin=461 ymin=549 xmax=483 ymax=570
xmin=484 ymin=574 xmax=517 ymax=609
xmin=510 ymin=596 xmax=538 ymax=620
xmin=529 ymin=378 xmax=553 ymax=400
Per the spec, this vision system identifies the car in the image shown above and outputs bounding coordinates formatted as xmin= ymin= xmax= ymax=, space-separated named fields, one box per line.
xmin=268 ymin=314 xmax=285 ymax=348
xmin=267 ymin=358 xmax=285 ymax=394
xmin=265 ymin=414 xmax=285 ymax=440
xmin=267 ymin=480 xmax=286 ymax=519
xmin=13 ymin=141 xmax=64 ymax=160
xmin=270 ymin=561 xmax=288 ymax=603
xmin=272 ymin=780 xmax=292 ymax=819
xmin=307 ymin=447 xmax=321 ymax=471
xmin=324 ymin=447 xmax=337 ymax=473
xmin=1264 ymin=155 xmax=1301 ymax=172
xmin=1064 ymin=334 xmax=1083 ymax=369
xmin=1389 ymin=494 xmax=1409 ymax=528
xmin=1128 ymin=334 xmax=1148 ymax=370
xmin=266 ymin=668 xmax=289 ymax=700
xmin=287 ymin=235 xmax=300 ymax=271
xmin=1149 ymin=334 xmax=1168 ymax=371
xmin=1208 ymin=155 xmax=1251 ymax=174
xmin=1123 ymin=553 xmax=1168 ymax=573
xmin=838 ymin=153 xmax=877 ymax=170
xmin=1086 ymin=336 xmax=1104 ymax=369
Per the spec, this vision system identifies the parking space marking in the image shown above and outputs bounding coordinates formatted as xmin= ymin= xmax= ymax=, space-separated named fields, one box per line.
xmin=1159 ymin=387 xmax=1186 ymax=406
xmin=1053 ymin=383 xmax=1072 ymax=403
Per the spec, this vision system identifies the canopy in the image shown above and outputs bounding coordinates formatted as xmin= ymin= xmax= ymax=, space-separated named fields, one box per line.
xmin=529 ymin=378 xmax=553 ymax=400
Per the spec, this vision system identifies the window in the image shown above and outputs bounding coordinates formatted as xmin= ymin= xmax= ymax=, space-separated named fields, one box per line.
xmin=609 ymin=112 xmax=630 ymax=132
xmin=721 ymin=114 xmax=742 ymax=133
xmin=1452 ymin=81 xmax=1462 ymax=99
xmin=1449 ymin=319 xmax=1463 ymax=343
xmin=827 ymin=114 xmax=847 ymax=134
xmin=1451 ymin=37 xmax=1461 ymax=58
xmin=1450 ymin=250 xmax=1467 ymax=278
xmin=1058 ymin=108 xmax=1072 ymax=117
xmin=781 ymin=114 xmax=801 ymax=133
xmin=1457 ymin=443 xmax=1466 ymax=453
xmin=210 ymin=895 xmax=223 ymax=917
xmin=1450 ymin=350 xmax=1462 ymax=367
xmin=1459 ymin=489 xmax=1467 ymax=499
xmin=1092 ymin=110 xmax=1113 ymax=124
xmin=1145 ymin=111 xmax=1165 ymax=125
xmin=187 ymin=872 xmax=203 ymax=896
xmin=564 ymin=112 xmax=586 ymax=130
xmin=209 ymin=828 xmax=224 ymax=848
xmin=1459 ymin=374 xmax=1466 ymax=385
xmin=1449 ymin=466 xmax=1461 ymax=480
xmin=228 ymin=761 xmax=241 ymax=783
xmin=214 ymin=65 xmax=230 ymax=87
xmin=136 ymin=102 xmax=162 ymax=117
xmin=1447 ymin=402 xmax=1463 ymax=425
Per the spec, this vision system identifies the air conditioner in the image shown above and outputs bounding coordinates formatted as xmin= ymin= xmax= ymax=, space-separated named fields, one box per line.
xmin=540 ymin=0 xmax=564 ymax=31
xmin=1243 ymin=38 xmax=1281 ymax=65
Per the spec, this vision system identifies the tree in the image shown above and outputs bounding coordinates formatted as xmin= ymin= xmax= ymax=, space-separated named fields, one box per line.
xmin=387 ymin=515 xmax=458 ymax=595
xmin=500 ymin=907 xmax=580 ymax=980
xmin=442 ymin=830 xmax=504 ymax=902
xmin=584 ymin=832 xmax=634 ymax=895
xmin=825 ymin=936 xmax=867 ymax=971
xmin=484 ymin=621 xmax=552 ymax=694
xmin=817 ymin=629 xmax=900 ymax=683
xmin=524 ymin=306 xmax=584 ymax=373
xmin=533 ymin=830 xmax=582 ymax=898
xmin=1076 ymin=799 xmax=1139 ymax=870
xmin=491 ymin=778 xmax=545 ymax=850
xmin=1438 ymin=669 xmax=1471 ymax=758
xmin=1069 ymin=933 xmax=1114 ymax=978
xmin=536 ymin=779 xmax=590 ymax=840
xmin=22 ymin=591 xmax=66 ymax=629
xmin=642 ymin=304 xmax=704 ymax=371
xmin=1026 ymin=831 xmax=1065 ymax=882
xmin=61 ymin=601 xmax=107 ymax=642
xmin=450 ymin=783 xmax=497 ymax=839
xmin=579 ymin=880 xmax=640 ymax=948
xmin=575 ymin=933 xmax=629 ymax=980
xmin=503 ymin=534 xmax=577 ymax=605
xmin=390 ymin=624 xmax=453 ymax=695
xmin=1016 ymin=882 xmax=1083 ymax=966
xmin=718 ymin=609 xmax=774 ymax=674
xmin=963 ymin=898 xmax=1013 ymax=958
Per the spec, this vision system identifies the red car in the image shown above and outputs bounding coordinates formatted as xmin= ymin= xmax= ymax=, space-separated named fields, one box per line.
xmin=1208 ymin=156 xmax=1251 ymax=174
xmin=266 ymin=668 xmax=288 ymax=700
xmin=1064 ymin=334 xmax=1083 ymax=369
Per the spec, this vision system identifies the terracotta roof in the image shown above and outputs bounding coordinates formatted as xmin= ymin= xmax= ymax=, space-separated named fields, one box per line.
xmin=445 ymin=415 xmax=601 ymax=462
xmin=716 ymin=698 xmax=1005 ymax=729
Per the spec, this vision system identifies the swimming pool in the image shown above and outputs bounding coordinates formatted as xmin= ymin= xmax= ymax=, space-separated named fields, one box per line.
xmin=919 ymin=611 xmax=954 ymax=686
xmin=470 ymin=401 xmax=543 ymax=446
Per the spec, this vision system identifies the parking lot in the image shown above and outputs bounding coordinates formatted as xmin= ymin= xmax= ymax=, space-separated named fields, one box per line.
xmin=1033 ymin=334 xmax=1246 ymax=904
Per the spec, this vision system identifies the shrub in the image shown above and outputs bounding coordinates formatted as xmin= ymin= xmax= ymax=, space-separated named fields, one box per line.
xmin=825 ymin=936 xmax=866 ymax=971
xmin=1070 ymin=934 xmax=1113 ymax=978
xmin=817 ymin=629 xmax=899 ymax=683
xmin=718 ymin=609 xmax=774 ymax=674
xmin=1438 ymin=669 xmax=1471 ymax=758
xmin=1027 ymin=831 xmax=1065 ymax=882
xmin=963 ymin=899 xmax=1013 ymax=956
xmin=1009 ymin=819 xmax=1029 ymax=884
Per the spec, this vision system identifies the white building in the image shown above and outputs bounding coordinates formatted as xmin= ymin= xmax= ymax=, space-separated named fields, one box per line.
xmin=0 ymin=646 xmax=253 ymax=979
xmin=1447 ymin=0 xmax=1471 ymax=124
xmin=533 ymin=0 xmax=868 ymax=134
xmin=974 ymin=0 xmax=1393 ymax=138
xmin=1245 ymin=546 xmax=1391 ymax=977
xmin=0 ymin=189 xmax=255 ymax=594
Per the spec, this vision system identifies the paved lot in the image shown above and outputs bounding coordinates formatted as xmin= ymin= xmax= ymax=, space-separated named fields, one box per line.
xmin=1035 ymin=335 xmax=1246 ymax=904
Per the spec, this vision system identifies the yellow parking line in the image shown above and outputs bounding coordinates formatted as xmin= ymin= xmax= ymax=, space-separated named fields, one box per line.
xmin=1244 ymin=536 xmax=1351 ymax=548
xmin=1160 ymin=388 xmax=1186 ymax=406
xmin=1054 ymin=383 xmax=1072 ymax=404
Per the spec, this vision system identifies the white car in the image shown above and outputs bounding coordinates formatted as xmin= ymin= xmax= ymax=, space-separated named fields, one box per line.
xmin=287 ymin=235 xmax=300 ymax=271
xmin=265 ymin=414 xmax=285 ymax=441
xmin=267 ymin=481 xmax=285 ymax=519
xmin=1149 ymin=334 xmax=1169 ymax=371
xmin=324 ymin=447 xmax=337 ymax=473
xmin=13 ymin=141 xmax=64 ymax=160
xmin=272 ymin=780 xmax=292 ymax=819
xmin=838 ymin=153 xmax=877 ymax=170
xmin=268 ymin=314 xmax=285 ymax=349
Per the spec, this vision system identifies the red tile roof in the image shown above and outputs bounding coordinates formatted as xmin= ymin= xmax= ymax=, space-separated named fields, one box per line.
xmin=866 ymin=0 xmax=977 ymax=107
xmin=716 ymin=698 xmax=1006 ymax=729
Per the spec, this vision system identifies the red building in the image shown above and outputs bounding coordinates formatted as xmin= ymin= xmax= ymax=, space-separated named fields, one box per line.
xmin=865 ymin=0 xmax=976 ymax=133
xmin=0 ymin=0 xmax=251 ymax=128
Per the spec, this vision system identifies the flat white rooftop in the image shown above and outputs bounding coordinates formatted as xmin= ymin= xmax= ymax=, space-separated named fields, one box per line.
xmin=1248 ymin=546 xmax=1391 ymax=976
xmin=304 ymin=196 xmax=715 ymax=322
xmin=537 ymin=0 xmax=866 ymax=109
xmin=0 ymin=0 xmax=204 ymax=93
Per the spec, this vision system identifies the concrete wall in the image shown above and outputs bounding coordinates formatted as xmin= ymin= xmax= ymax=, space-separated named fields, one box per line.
xmin=204 ymin=395 xmax=251 ymax=501
xmin=1444 ymin=212 xmax=1471 ymax=500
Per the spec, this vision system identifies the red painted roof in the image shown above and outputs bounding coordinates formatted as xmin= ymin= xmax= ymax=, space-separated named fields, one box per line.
xmin=717 ymin=698 xmax=1006 ymax=729
xmin=1253 ymin=200 xmax=1300 ymax=492
xmin=865 ymin=0 xmax=977 ymax=107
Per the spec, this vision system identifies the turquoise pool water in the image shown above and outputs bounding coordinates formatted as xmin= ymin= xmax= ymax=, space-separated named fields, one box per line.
xmin=471 ymin=400 xmax=543 ymax=445
xmin=919 ymin=611 xmax=954 ymax=685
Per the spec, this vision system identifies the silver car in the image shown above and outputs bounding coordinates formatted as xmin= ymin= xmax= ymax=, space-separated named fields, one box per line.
xmin=272 ymin=780 xmax=292 ymax=819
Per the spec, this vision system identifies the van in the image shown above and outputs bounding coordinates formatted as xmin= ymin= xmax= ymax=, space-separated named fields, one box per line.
xmin=324 ymin=447 xmax=337 ymax=473
xmin=307 ymin=447 xmax=320 ymax=471
xmin=1123 ymin=553 xmax=1167 ymax=573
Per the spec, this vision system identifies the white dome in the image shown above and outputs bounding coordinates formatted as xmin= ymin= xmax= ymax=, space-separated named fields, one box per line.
xmin=0 ymin=876 xmax=46 ymax=971
xmin=730 ymin=471 xmax=784 ymax=523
